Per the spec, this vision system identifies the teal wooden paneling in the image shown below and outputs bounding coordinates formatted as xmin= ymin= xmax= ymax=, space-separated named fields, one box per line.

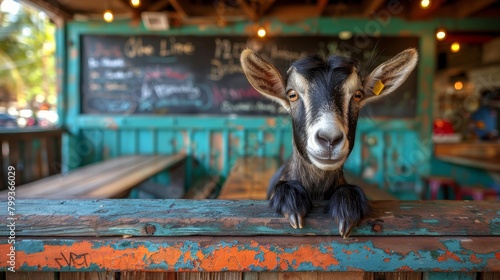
xmin=61 ymin=17 xmax=500 ymax=198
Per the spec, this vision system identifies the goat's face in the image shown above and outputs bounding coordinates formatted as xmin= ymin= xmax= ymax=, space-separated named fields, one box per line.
xmin=241 ymin=49 xmax=418 ymax=170
xmin=285 ymin=55 xmax=361 ymax=170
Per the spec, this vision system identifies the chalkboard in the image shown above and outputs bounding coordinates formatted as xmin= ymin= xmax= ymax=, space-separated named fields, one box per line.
xmin=81 ymin=35 xmax=419 ymax=117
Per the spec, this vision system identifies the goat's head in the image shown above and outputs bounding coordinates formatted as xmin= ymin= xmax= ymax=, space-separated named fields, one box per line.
xmin=241 ymin=49 xmax=418 ymax=170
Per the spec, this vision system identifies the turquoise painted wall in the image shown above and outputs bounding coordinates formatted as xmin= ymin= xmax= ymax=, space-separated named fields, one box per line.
xmin=59 ymin=17 xmax=500 ymax=199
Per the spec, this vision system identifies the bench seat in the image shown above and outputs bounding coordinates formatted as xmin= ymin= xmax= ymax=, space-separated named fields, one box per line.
xmin=0 ymin=153 xmax=186 ymax=199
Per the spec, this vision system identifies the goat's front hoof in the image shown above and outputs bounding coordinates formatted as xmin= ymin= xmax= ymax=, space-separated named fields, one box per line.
xmin=270 ymin=180 xmax=312 ymax=229
xmin=285 ymin=212 xmax=304 ymax=229
xmin=338 ymin=219 xmax=354 ymax=238
xmin=325 ymin=184 xmax=369 ymax=238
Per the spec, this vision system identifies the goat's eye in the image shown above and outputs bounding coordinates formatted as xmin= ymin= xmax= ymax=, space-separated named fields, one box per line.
xmin=354 ymin=90 xmax=364 ymax=101
xmin=287 ymin=89 xmax=299 ymax=102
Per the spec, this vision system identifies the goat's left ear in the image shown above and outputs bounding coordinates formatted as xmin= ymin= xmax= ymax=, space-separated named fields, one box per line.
xmin=241 ymin=49 xmax=289 ymax=110
xmin=362 ymin=48 xmax=418 ymax=105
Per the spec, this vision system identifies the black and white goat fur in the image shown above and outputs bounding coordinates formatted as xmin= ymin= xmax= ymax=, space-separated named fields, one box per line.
xmin=241 ymin=48 xmax=418 ymax=237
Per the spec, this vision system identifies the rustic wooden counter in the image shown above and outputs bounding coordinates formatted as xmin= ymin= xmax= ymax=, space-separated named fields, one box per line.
xmin=1 ymin=199 xmax=499 ymax=274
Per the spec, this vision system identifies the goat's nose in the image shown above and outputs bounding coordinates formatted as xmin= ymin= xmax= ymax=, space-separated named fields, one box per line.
xmin=316 ymin=129 xmax=344 ymax=148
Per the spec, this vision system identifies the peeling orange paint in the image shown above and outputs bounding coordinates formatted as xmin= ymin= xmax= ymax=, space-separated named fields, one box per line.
xmin=201 ymin=245 xmax=268 ymax=271
xmin=278 ymin=246 xmax=339 ymax=270
xmin=495 ymin=252 xmax=500 ymax=260
xmin=342 ymin=249 xmax=353 ymax=255
xmin=397 ymin=265 xmax=413 ymax=271
xmin=437 ymin=250 xmax=462 ymax=263
xmin=384 ymin=258 xmax=390 ymax=263
xmin=469 ymin=254 xmax=482 ymax=264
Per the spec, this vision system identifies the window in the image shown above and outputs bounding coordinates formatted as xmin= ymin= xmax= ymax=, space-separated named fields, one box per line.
xmin=0 ymin=0 xmax=57 ymax=128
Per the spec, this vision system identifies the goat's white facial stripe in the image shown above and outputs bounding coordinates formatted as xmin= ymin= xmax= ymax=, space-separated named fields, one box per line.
xmin=341 ymin=69 xmax=361 ymax=122
xmin=306 ymin=113 xmax=349 ymax=170
xmin=287 ymin=70 xmax=312 ymax=126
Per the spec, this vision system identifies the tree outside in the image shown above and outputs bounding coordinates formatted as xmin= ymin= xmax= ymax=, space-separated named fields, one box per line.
xmin=0 ymin=0 xmax=57 ymax=127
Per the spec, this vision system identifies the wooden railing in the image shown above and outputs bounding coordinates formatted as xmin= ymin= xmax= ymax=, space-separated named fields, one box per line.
xmin=0 ymin=199 xmax=499 ymax=279
xmin=0 ymin=128 xmax=64 ymax=190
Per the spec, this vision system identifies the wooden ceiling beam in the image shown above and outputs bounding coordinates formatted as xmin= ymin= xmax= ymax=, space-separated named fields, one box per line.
xmin=453 ymin=0 xmax=497 ymax=18
xmin=408 ymin=0 xmax=445 ymax=20
xmin=316 ymin=0 xmax=329 ymax=16
xmin=148 ymin=0 xmax=170 ymax=12
xmin=361 ymin=0 xmax=385 ymax=17
xmin=267 ymin=4 xmax=351 ymax=19
xmin=169 ymin=0 xmax=189 ymax=19
xmin=238 ymin=0 xmax=258 ymax=22
xmin=258 ymin=0 xmax=276 ymax=17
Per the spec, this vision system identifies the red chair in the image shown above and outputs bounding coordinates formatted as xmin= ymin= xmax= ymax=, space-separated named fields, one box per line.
xmin=422 ymin=176 xmax=462 ymax=200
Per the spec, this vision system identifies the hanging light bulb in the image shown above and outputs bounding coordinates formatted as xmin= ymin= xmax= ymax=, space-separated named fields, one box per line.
xmin=103 ymin=9 xmax=114 ymax=22
xmin=454 ymin=81 xmax=463 ymax=91
xmin=257 ymin=26 xmax=266 ymax=38
xmin=451 ymin=42 xmax=460 ymax=53
xmin=420 ymin=0 xmax=430 ymax=9
xmin=130 ymin=0 xmax=140 ymax=8
xmin=436 ymin=29 xmax=446 ymax=41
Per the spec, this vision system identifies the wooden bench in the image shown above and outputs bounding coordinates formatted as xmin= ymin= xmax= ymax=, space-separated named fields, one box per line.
xmin=219 ymin=157 xmax=397 ymax=200
xmin=0 ymin=153 xmax=186 ymax=199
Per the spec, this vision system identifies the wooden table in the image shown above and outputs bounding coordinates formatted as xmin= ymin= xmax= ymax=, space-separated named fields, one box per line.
xmin=218 ymin=157 xmax=278 ymax=200
xmin=436 ymin=155 xmax=500 ymax=172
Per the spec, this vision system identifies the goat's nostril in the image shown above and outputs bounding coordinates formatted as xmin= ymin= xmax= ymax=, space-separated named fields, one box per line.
xmin=316 ymin=130 xmax=343 ymax=147
xmin=330 ymin=134 xmax=343 ymax=146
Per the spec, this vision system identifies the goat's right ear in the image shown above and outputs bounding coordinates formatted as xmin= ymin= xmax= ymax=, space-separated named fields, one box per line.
xmin=362 ymin=48 xmax=418 ymax=105
xmin=241 ymin=49 xmax=289 ymax=110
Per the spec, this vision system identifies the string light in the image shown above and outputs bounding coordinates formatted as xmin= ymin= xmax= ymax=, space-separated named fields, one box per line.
xmin=257 ymin=27 xmax=266 ymax=38
xmin=420 ymin=0 xmax=430 ymax=9
xmin=338 ymin=31 xmax=353 ymax=40
xmin=451 ymin=42 xmax=460 ymax=53
xmin=454 ymin=81 xmax=463 ymax=91
xmin=436 ymin=29 xmax=446 ymax=41
xmin=130 ymin=0 xmax=140 ymax=8
xmin=103 ymin=9 xmax=114 ymax=22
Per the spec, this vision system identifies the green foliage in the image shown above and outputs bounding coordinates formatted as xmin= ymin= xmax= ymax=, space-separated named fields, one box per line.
xmin=0 ymin=0 xmax=56 ymax=107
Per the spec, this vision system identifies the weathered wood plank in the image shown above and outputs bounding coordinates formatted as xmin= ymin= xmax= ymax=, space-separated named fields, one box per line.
xmin=121 ymin=271 xmax=174 ymax=279
xmin=374 ymin=272 xmax=423 ymax=280
xmin=1 ymin=200 xmax=498 ymax=237
xmin=5 ymin=272 xmax=54 ymax=279
xmin=1 ymin=236 xmax=499 ymax=272
xmin=0 ymin=154 xmax=186 ymax=199
xmin=1 ymin=156 xmax=142 ymax=197
xmin=177 ymin=272 xmax=241 ymax=280
xmin=481 ymin=272 xmax=500 ymax=279
xmin=76 ymin=153 xmax=185 ymax=198
xmin=59 ymin=271 xmax=116 ymax=279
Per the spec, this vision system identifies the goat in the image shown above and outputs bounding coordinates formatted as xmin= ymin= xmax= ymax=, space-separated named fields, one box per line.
xmin=240 ymin=48 xmax=418 ymax=237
